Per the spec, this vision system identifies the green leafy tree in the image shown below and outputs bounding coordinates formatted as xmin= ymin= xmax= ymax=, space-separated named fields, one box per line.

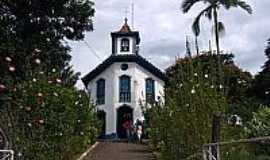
xmin=0 ymin=0 xmax=95 ymax=81
xmin=252 ymin=39 xmax=270 ymax=105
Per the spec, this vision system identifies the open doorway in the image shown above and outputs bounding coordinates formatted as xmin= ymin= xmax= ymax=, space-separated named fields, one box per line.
xmin=117 ymin=105 xmax=133 ymax=139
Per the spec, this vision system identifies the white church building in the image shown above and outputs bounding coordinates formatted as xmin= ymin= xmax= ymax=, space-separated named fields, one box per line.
xmin=82 ymin=19 xmax=166 ymax=138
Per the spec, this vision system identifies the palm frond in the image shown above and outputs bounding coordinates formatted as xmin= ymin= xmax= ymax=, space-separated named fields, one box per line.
xmin=206 ymin=0 xmax=218 ymax=5
xmin=219 ymin=0 xmax=252 ymax=14
xmin=192 ymin=5 xmax=213 ymax=36
xmin=218 ymin=21 xmax=225 ymax=37
xmin=181 ymin=0 xmax=201 ymax=13
xmin=192 ymin=18 xmax=201 ymax=37
xmin=205 ymin=6 xmax=213 ymax=20
xmin=236 ymin=0 xmax=252 ymax=14
xmin=219 ymin=0 xmax=232 ymax=9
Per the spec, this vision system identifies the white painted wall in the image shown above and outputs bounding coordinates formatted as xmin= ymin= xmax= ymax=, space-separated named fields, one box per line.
xmin=87 ymin=62 xmax=165 ymax=136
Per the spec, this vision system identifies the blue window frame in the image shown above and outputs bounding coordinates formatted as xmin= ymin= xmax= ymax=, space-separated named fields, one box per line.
xmin=146 ymin=78 xmax=155 ymax=103
xmin=119 ymin=75 xmax=131 ymax=102
xmin=96 ymin=79 xmax=105 ymax=105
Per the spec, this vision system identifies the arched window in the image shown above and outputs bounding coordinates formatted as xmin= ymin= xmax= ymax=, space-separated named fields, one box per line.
xmin=146 ymin=78 xmax=155 ymax=103
xmin=96 ymin=79 xmax=105 ymax=105
xmin=119 ymin=75 xmax=131 ymax=102
xmin=120 ymin=38 xmax=130 ymax=52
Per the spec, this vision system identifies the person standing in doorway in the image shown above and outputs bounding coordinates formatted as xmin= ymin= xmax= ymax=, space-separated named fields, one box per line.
xmin=123 ymin=119 xmax=133 ymax=142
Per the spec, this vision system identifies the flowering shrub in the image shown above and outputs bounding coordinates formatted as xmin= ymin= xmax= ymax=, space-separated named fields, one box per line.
xmin=0 ymin=53 xmax=100 ymax=160
xmin=0 ymin=1 xmax=97 ymax=158
xmin=144 ymin=54 xmax=254 ymax=160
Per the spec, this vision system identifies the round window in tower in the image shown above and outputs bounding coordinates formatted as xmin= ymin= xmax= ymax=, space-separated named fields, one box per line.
xmin=121 ymin=64 xmax=128 ymax=71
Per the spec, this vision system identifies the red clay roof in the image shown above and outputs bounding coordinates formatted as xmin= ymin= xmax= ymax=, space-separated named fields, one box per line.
xmin=119 ymin=18 xmax=132 ymax=33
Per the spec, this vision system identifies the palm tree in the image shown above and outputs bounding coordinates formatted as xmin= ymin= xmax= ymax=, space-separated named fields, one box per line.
xmin=181 ymin=0 xmax=252 ymax=54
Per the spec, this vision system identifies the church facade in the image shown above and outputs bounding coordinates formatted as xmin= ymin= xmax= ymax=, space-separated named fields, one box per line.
xmin=82 ymin=19 xmax=166 ymax=138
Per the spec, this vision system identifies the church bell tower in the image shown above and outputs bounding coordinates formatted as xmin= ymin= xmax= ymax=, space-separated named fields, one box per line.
xmin=111 ymin=18 xmax=140 ymax=55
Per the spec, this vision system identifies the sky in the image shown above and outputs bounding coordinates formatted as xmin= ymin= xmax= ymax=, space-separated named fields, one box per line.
xmin=69 ymin=0 xmax=270 ymax=89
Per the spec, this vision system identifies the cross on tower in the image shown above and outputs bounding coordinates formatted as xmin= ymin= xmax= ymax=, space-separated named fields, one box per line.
xmin=124 ymin=7 xmax=129 ymax=20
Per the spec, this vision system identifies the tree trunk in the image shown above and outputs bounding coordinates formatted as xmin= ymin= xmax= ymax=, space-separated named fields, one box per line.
xmin=213 ymin=6 xmax=222 ymax=82
xmin=212 ymin=8 xmax=221 ymax=160
xmin=195 ymin=36 xmax=199 ymax=56
xmin=213 ymin=7 xmax=220 ymax=55
xmin=211 ymin=114 xmax=221 ymax=160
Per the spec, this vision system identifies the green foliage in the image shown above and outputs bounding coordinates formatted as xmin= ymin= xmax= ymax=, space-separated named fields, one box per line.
xmin=167 ymin=54 xmax=254 ymax=121
xmin=144 ymin=54 xmax=255 ymax=160
xmin=0 ymin=0 xmax=95 ymax=81
xmin=222 ymin=149 xmax=260 ymax=160
xmin=245 ymin=107 xmax=270 ymax=137
xmin=0 ymin=64 xmax=99 ymax=159
xmin=252 ymin=39 xmax=270 ymax=105
xmin=0 ymin=0 xmax=98 ymax=156
xmin=146 ymin=54 xmax=225 ymax=160
xmin=0 ymin=0 xmax=95 ymax=41
xmin=242 ymin=106 xmax=270 ymax=158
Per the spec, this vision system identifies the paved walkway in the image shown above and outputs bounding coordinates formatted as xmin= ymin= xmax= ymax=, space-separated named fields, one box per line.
xmin=83 ymin=141 xmax=156 ymax=160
